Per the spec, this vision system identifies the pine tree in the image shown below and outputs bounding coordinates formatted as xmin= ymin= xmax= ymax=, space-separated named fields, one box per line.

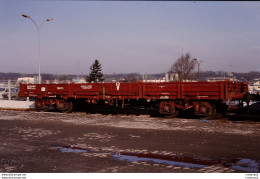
xmin=87 ymin=59 xmax=104 ymax=83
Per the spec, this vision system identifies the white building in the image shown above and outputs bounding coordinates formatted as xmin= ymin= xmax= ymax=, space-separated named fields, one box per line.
xmin=165 ymin=72 xmax=179 ymax=82
xmin=17 ymin=77 xmax=35 ymax=84
xmin=249 ymin=79 xmax=260 ymax=94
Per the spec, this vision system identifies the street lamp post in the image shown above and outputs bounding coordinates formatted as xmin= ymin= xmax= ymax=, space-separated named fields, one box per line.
xmin=193 ymin=59 xmax=203 ymax=81
xmin=22 ymin=14 xmax=53 ymax=84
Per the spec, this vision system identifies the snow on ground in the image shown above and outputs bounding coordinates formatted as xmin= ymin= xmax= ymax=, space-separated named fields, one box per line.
xmin=0 ymin=110 xmax=259 ymax=136
xmin=0 ymin=100 xmax=34 ymax=109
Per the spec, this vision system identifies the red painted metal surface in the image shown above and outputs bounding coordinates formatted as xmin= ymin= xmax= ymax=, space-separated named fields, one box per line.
xmin=19 ymin=81 xmax=248 ymax=102
xmin=142 ymin=81 xmax=248 ymax=102
xmin=19 ymin=81 xmax=249 ymax=118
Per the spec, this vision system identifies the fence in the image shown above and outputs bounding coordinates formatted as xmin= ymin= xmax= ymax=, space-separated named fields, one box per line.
xmin=0 ymin=80 xmax=35 ymax=110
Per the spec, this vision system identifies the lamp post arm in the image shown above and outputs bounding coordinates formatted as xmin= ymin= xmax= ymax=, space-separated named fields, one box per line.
xmin=27 ymin=17 xmax=40 ymax=32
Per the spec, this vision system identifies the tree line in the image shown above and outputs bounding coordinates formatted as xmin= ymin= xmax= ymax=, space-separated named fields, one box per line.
xmin=1 ymin=56 xmax=259 ymax=82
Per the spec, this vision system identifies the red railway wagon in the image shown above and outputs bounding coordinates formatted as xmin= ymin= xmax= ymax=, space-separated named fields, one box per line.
xmin=19 ymin=81 xmax=248 ymax=119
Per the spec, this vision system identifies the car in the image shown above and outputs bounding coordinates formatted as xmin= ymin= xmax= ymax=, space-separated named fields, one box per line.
xmin=236 ymin=101 xmax=260 ymax=116
xmin=2 ymin=88 xmax=20 ymax=100
xmin=0 ymin=87 xmax=7 ymax=99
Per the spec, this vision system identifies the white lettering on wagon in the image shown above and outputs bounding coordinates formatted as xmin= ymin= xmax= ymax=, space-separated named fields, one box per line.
xmin=27 ymin=85 xmax=36 ymax=90
xmin=160 ymin=96 xmax=169 ymax=99
xmin=116 ymin=82 xmax=120 ymax=91
xmin=197 ymin=96 xmax=209 ymax=99
xmin=57 ymin=87 xmax=64 ymax=90
xmin=81 ymin=85 xmax=92 ymax=89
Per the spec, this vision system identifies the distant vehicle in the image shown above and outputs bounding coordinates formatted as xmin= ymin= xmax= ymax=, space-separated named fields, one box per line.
xmin=236 ymin=101 xmax=260 ymax=116
xmin=2 ymin=88 xmax=21 ymax=100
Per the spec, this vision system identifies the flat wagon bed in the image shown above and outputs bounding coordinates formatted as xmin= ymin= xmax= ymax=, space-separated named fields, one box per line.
xmin=19 ymin=81 xmax=248 ymax=119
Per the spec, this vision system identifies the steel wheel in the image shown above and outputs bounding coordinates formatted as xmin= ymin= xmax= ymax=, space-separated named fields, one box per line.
xmin=58 ymin=101 xmax=73 ymax=113
xmin=35 ymin=98 xmax=49 ymax=112
xmin=198 ymin=102 xmax=216 ymax=120
xmin=160 ymin=101 xmax=179 ymax=118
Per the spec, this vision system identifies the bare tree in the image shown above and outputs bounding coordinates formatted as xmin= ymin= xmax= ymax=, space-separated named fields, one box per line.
xmin=170 ymin=53 xmax=196 ymax=82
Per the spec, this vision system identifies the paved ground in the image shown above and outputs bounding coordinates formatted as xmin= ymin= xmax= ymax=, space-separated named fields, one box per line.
xmin=0 ymin=110 xmax=259 ymax=173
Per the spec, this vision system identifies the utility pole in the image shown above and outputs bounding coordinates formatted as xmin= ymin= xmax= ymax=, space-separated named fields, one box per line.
xmin=22 ymin=14 xmax=53 ymax=84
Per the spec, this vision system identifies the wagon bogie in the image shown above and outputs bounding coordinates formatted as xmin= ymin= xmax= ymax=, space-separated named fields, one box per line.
xmin=56 ymin=99 xmax=73 ymax=113
xmin=35 ymin=98 xmax=49 ymax=112
xmin=159 ymin=101 xmax=179 ymax=118
xmin=194 ymin=101 xmax=217 ymax=120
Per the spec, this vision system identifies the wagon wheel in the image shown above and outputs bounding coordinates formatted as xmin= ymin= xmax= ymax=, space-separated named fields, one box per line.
xmin=198 ymin=102 xmax=216 ymax=120
xmin=163 ymin=109 xmax=179 ymax=118
xmin=36 ymin=105 xmax=49 ymax=112
xmin=35 ymin=99 xmax=49 ymax=112
xmin=59 ymin=101 xmax=73 ymax=113
xmin=160 ymin=101 xmax=179 ymax=118
xmin=65 ymin=101 xmax=73 ymax=113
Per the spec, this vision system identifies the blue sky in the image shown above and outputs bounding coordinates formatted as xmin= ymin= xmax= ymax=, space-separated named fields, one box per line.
xmin=0 ymin=1 xmax=260 ymax=75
